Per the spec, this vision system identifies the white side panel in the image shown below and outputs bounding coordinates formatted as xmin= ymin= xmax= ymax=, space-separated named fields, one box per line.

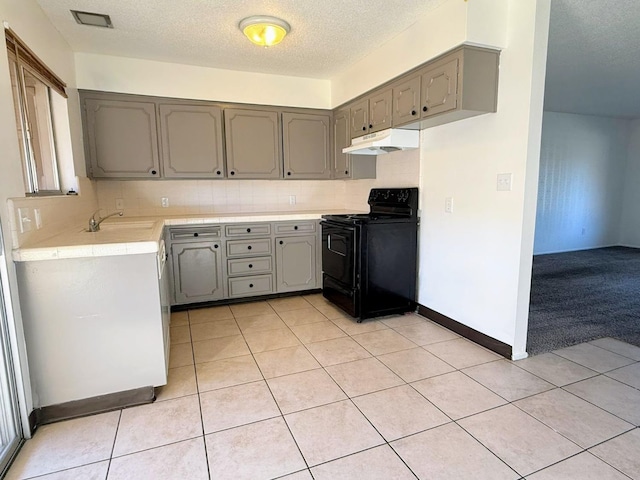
xmin=534 ymin=112 xmax=630 ymax=254
xmin=17 ymin=254 xmax=165 ymax=407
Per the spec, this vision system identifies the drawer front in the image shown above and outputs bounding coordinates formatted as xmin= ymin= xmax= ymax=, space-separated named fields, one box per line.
xmin=227 ymin=257 xmax=272 ymax=276
xmin=274 ymin=221 xmax=316 ymax=235
xmin=228 ymin=275 xmax=273 ymax=297
xmin=170 ymin=226 xmax=221 ymax=242
xmin=226 ymin=238 xmax=272 ymax=257
xmin=225 ymin=224 xmax=271 ymax=237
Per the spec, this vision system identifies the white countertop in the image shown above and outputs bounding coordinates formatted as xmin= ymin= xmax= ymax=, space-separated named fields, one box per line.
xmin=13 ymin=210 xmax=358 ymax=262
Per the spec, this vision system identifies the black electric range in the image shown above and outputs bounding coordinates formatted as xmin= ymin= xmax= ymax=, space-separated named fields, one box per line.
xmin=320 ymin=188 xmax=419 ymax=321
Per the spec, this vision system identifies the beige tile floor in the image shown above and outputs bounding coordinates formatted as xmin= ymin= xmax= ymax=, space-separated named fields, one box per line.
xmin=6 ymin=294 xmax=640 ymax=480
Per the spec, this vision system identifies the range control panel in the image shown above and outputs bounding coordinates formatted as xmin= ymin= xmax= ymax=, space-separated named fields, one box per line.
xmin=368 ymin=188 xmax=419 ymax=217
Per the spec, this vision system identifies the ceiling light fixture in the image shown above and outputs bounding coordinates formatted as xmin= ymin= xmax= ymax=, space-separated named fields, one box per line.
xmin=239 ymin=16 xmax=290 ymax=47
xmin=71 ymin=10 xmax=113 ymax=28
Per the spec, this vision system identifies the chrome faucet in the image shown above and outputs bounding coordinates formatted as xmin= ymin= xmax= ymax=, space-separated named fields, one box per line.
xmin=88 ymin=209 xmax=123 ymax=232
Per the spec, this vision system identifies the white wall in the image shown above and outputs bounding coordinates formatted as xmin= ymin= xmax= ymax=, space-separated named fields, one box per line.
xmin=620 ymin=119 xmax=640 ymax=247
xmin=534 ymin=112 xmax=630 ymax=254
xmin=75 ymin=53 xmax=331 ymax=109
xmin=0 ymin=0 xmax=94 ymax=435
xmin=418 ymin=0 xmax=550 ymax=358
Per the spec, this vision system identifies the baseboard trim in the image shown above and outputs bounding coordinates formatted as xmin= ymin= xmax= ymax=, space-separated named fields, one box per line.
xmin=417 ymin=304 xmax=512 ymax=359
xmin=172 ymin=289 xmax=322 ymax=312
xmin=35 ymin=386 xmax=154 ymax=426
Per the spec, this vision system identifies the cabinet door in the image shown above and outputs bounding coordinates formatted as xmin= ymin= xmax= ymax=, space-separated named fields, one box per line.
xmin=282 ymin=112 xmax=331 ymax=179
xmin=275 ymin=235 xmax=317 ymax=292
xmin=349 ymin=99 xmax=369 ymax=138
xmin=333 ymin=109 xmax=351 ymax=179
xmin=159 ymin=104 xmax=224 ymax=178
xmin=368 ymin=88 xmax=392 ymax=133
xmin=224 ymin=108 xmax=281 ymax=179
xmin=392 ymin=76 xmax=421 ymax=127
xmin=421 ymin=57 xmax=459 ymax=118
xmin=85 ymin=98 xmax=160 ymax=178
xmin=172 ymin=242 xmax=223 ymax=304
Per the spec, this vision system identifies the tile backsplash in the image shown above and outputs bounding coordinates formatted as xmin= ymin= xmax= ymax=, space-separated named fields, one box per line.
xmin=8 ymin=176 xmax=98 ymax=247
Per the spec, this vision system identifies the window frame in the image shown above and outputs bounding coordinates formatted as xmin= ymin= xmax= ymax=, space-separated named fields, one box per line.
xmin=5 ymin=29 xmax=67 ymax=196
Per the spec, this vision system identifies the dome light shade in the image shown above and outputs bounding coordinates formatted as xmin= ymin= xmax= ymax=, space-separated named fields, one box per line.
xmin=239 ymin=16 xmax=290 ymax=47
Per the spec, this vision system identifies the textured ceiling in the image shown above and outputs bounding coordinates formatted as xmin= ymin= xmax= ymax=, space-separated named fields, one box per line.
xmin=35 ymin=0 xmax=446 ymax=79
xmin=545 ymin=0 xmax=640 ymax=118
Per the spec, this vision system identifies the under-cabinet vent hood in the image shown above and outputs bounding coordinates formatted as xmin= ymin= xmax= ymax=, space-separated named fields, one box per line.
xmin=343 ymin=128 xmax=419 ymax=155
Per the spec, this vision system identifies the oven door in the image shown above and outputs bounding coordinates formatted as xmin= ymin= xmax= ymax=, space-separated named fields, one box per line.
xmin=321 ymin=221 xmax=358 ymax=287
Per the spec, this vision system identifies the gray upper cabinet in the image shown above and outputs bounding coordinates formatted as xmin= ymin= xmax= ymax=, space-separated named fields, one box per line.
xmin=159 ymin=104 xmax=224 ymax=179
xmin=334 ymin=108 xmax=376 ymax=180
xmin=275 ymin=235 xmax=317 ymax=292
xmin=224 ymin=108 xmax=282 ymax=179
xmin=172 ymin=241 xmax=224 ymax=304
xmin=421 ymin=56 xmax=459 ymax=118
xmin=368 ymin=88 xmax=392 ymax=133
xmin=84 ymin=97 xmax=160 ymax=178
xmin=392 ymin=75 xmax=421 ymax=126
xmin=391 ymin=46 xmax=499 ymax=129
xmin=333 ymin=109 xmax=351 ymax=179
xmin=282 ymin=112 xmax=331 ymax=179
xmin=349 ymin=88 xmax=392 ymax=139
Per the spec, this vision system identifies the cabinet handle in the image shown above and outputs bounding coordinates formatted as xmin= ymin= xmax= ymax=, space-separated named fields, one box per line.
xmin=230 ymin=171 xmax=236 ymax=176
xmin=411 ymin=110 xmax=416 ymax=116
xmin=369 ymin=124 xmax=373 ymax=129
xmin=247 ymin=245 xmax=252 ymax=250
xmin=216 ymin=170 xmax=221 ymax=175
xmin=214 ymin=244 xmax=219 ymax=249
xmin=151 ymin=170 xmax=157 ymax=175
xmin=248 ymin=264 xmax=253 ymax=268
xmin=246 ymin=228 xmax=251 ymax=233
xmin=294 ymin=226 xmax=298 ymax=230
xmin=193 ymin=232 xmax=199 ymax=237
xmin=279 ymin=240 xmax=284 ymax=245
xmin=362 ymin=126 xmax=366 ymax=131
xmin=345 ymin=170 xmax=349 ymax=175
xmin=287 ymin=172 xmax=292 ymax=176
xmin=249 ymin=283 xmax=254 ymax=288
xmin=422 ymin=106 xmax=428 ymax=112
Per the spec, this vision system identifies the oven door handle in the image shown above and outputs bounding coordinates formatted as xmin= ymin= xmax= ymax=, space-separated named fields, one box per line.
xmin=327 ymin=234 xmax=347 ymax=256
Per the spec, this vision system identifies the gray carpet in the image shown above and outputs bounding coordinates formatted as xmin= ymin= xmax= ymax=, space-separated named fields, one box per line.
xmin=527 ymin=246 xmax=640 ymax=355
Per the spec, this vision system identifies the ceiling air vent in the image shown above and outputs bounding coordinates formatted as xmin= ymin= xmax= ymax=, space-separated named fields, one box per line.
xmin=71 ymin=10 xmax=113 ymax=28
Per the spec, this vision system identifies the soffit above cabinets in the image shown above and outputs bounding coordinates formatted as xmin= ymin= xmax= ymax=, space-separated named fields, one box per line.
xmin=35 ymin=0 xmax=447 ymax=79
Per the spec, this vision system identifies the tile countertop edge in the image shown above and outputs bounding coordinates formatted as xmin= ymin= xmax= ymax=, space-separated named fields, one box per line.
xmin=12 ymin=210 xmax=360 ymax=262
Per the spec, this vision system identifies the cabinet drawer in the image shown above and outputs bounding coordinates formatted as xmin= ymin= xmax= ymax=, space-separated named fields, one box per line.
xmin=170 ymin=226 xmax=221 ymax=242
xmin=228 ymin=275 xmax=273 ymax=297
xmin=227 ymin=257 xmax=272 ymax=276
xmin=226 ymin=238 xmax=272 ymax=257
xmin=225 ymin=224 xmax=271 ymax=237
xmin=274 ymin=221 xmax=316 ymax=235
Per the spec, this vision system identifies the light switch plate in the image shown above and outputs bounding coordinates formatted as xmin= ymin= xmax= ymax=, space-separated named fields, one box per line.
xmin=161 ymin=197 xmax=169 ymax=208
xmin=497 ymin=173 xmax=513 ymax=191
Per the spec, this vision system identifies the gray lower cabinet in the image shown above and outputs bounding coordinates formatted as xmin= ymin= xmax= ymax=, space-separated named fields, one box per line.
xmin=168 ymin=220 xmax=320 ymax=305
xmin=282 ymin=112 xmax=331 ymax=179
xmin=159 ymin=104 xmax=225 ymax=178
xmin=83 ymin=97 xmax=160 ymax=178
xmin=224 ymin=108 xmax=282 ymax=179
xmin=172 ymin=241 xmax=224 ymax=304
xmin=275 ymin=235 xmax=317 ymax=292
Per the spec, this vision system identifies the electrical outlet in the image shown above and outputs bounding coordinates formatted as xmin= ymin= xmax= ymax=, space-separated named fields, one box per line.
xmin=115 ymin=198 xmax=124 ymax=210
xmin=161 ymin=197 xmax=169 ymax=208
xmin=497 ymin=173 xmax=513 ymax=191
xmin=34 ymin=209 xmax=42 ymax=229
xmin=18 ymin=208 xmax=32 ymax=233
xmin=444 ymin=197 xmax=453 ymax=213
xmin=289 ymin=195 xmax=296 ymax=205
